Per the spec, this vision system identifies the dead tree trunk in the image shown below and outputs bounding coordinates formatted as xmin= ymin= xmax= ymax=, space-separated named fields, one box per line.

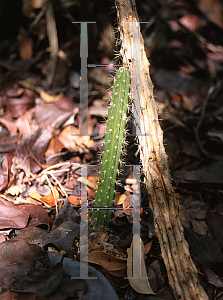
xmin=115 ymin=1 xmax=208 ymax=299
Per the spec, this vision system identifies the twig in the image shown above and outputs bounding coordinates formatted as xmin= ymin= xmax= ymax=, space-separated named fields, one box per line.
xmin=48 ymin=171 xmax=68 ymax=198
xmin=40 ymin=162 xmax=81 ymax=174
xmin=28 ymin=3 xmax=47 ymax=35
xmin=45 ymin=0 xmax=59 ymax=86
xmin=44 ymin=173 xmax=58 ymax=215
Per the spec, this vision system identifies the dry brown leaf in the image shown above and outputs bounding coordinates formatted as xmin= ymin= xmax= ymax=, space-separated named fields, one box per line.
xmin=17 ymin=204 xmax=49 ymax=229
xmin=15 ymin=111 xmax=38 ymax=137
xmin=5 ymin=185 xmax=24 ymax=196
xmin=83 ymin=251 xmax=126 ymax=271
xmin=67 ymin=195 xmax=81 ymax=206
xmin=18 ymin=35 xmax=33 ymax=60
xmin=16 ymin=196 xmax=42 ymax=206
xmin=58 ymin=125 xmax=94 ymax=152
xmin=144 ymin=241 xmax=153 ymax=255
xmin=0 ymin=198 xmax=30 ymax=229
xmin=3 ymin=89 xmax=34 ymax=118
xmin=44 ymin=137 xmax=65 ymax=157
xmin=123 ymin=191 xmax=132 ymax=208
xmin=127 ymin=234 xmax=154 ymax=294
xmin=87 ymin=176 xmax=98 ymax=199
xmin=29 ymin=190 xmax=42 ymax=201
xmin=41 ymin=187 xmax=59 ymax=207
xmin=0 ymin=111 xmax=37 ymax=137
xmin=77 ymin=176 xmax=98 ymax=191
xmin=40 ymin=89 xmax=63 ymax=104
xmin=0 ymin=239 xmax=49 ymax=289
xmin=16 ymin=126 xmax=54 ymax=174
xmin=0 ymin=154 xmax=10 ymax=192
xmin=196 ymin=0 xmax=223 ymax=28
xmin=89 ymin=232 xmax=109 ymax=245
xmin=89 ymin=105 xmax=108 ymax=118
xmin=116 ymin=191 xmax=131 ymax=207
xmin=117 ymin=193 xmax=126 ymax=205
xmin=190 ymin=219 xmax=213 ymax=236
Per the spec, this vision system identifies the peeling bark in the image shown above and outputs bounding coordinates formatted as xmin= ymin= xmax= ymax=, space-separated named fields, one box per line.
xmin=115 ymin=1 xmax=208 ymax=299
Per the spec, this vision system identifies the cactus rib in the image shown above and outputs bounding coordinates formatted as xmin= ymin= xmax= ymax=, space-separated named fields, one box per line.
xmin=92 ymin=66 xmax=131 ymax=229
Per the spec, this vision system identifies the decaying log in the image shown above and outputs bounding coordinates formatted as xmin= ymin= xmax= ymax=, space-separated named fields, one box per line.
xmin=115 ymin=1 xmax=208 ymax=299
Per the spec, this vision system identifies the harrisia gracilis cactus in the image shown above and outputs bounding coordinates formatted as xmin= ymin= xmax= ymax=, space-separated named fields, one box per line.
xmin=92 ymin=66 xmax=131 ymax=229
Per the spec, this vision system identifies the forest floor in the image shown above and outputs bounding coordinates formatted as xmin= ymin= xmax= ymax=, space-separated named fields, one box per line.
xmin=0 ymin=0 xmax=223 ymax=299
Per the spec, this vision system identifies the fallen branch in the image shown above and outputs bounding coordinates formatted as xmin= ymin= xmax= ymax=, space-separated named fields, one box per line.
xmin=115 ymin=1 xmax=208 ymax=299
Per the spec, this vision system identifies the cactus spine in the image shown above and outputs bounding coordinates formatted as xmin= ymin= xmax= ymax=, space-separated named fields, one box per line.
xmin=92 ymin=66 xmax=131 ymax=229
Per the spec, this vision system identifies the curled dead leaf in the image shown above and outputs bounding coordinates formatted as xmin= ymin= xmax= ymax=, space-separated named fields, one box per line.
xmin=127 ymin=234 xmax=155 ymax=295
xmin=40 ymin=89 xmax=63 ymax=104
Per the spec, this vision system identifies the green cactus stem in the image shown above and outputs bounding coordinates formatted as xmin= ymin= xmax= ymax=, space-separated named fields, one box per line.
xmin=91 ymin=66 xmax=131 ymax=230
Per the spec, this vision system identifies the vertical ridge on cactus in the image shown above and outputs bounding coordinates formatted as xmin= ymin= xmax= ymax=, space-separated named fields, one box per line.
xmin=91 ymin=66 xmax=131 ymax=230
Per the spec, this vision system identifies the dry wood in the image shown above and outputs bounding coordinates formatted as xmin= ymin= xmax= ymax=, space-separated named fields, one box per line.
xmin=115 ymin=1 xmax=208 ymax=299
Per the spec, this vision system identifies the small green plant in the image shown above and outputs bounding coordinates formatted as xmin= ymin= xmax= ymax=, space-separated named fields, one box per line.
xmin=91 ymin=66 xmax=131 ymax=230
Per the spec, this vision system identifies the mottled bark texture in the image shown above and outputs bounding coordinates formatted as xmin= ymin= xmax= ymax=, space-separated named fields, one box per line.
xmin=115 ymin=1 xmax=208 ymax=299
